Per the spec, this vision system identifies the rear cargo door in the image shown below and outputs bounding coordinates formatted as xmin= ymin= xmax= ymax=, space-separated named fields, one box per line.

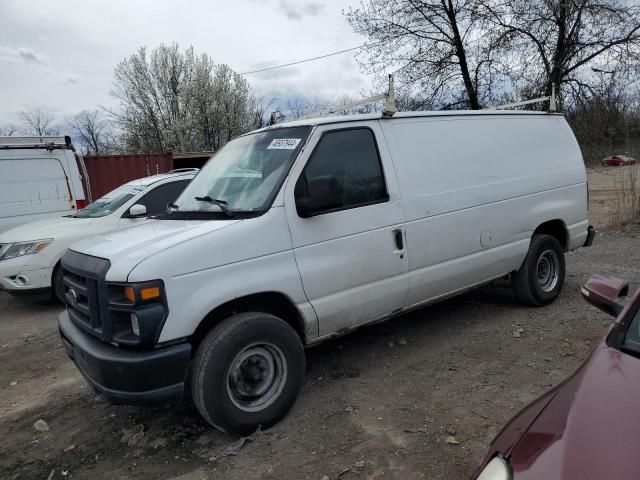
xmin=0 ymin=156 xmax=72 ymax=225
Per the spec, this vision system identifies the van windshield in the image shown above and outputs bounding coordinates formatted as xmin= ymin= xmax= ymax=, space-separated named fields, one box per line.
xmin=168 ymin=126 xmax=311 ymax=218
xmin=74 ymin=185 xmax=143 ymax=218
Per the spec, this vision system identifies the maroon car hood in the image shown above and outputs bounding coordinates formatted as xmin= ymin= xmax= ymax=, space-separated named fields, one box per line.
xmin=510 ymin=344 xmax=640 ymax=479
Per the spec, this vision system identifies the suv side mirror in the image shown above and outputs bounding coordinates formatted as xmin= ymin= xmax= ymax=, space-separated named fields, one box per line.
xmin=296 ymin=175 xmax=342 ymax=218
xmin=581 ymin=274 xmax=630 ymax=317
xmin=128 ymin=204 xmax=147 ymax=218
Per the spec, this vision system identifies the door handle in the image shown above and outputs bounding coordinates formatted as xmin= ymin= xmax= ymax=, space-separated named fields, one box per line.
xmin=393 ymin=228 xmax=404 ymax=250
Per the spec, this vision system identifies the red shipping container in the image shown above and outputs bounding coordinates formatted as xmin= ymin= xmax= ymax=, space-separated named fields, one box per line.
xmin=80 ymin=153 xmax=173 ymax=201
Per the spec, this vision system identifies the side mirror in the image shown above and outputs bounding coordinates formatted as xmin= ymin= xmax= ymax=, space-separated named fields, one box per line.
xmin=581 ymin=274 xmax=630 ymax=317
xmin=296 ymin=175 xmax=342 ymax=218
xmin=128 ymin=204 xmax=147 ymax=218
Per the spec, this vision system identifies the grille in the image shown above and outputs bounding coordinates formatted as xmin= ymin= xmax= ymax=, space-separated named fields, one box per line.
xmin=64 ymin=270 xmax=100 ymax=332
xmin=61 ymin=250 xmax=111 ymax=341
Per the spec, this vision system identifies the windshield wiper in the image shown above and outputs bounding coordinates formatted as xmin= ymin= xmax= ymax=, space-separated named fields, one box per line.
xmin=194 ymin=196 xmax=234 ymax=217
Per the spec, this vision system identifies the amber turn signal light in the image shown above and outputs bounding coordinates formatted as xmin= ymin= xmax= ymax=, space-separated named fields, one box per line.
xmin=124 ymin=286 xmax=136 ymax=302
xmin=140 ymin=286 xmax=161 ymax=301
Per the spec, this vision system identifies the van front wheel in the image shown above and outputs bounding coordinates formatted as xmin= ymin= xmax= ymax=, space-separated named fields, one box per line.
xmin=52 ymin=264 xmax=65 ymax=304
xmin=512 ymin=234 xmax=565 ymax=307
xmin=191 ymin=312 xmax=305 ymax=436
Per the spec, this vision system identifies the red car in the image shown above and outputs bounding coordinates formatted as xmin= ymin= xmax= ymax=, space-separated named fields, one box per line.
xmin=601 ymin=155 xmax=636 ymax=166
xmin=474 ymin=274 xmax=639 ymax=480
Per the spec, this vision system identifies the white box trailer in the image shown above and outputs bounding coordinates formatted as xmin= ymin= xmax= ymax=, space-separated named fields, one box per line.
xmin=0 ymin=136 xmax=86 ymax=233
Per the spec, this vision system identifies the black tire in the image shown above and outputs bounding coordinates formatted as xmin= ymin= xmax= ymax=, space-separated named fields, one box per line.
xmin=52 ymin=263 xmax=65 ymax=304
xmin=191 ymin=312 xmax=305 ymax=435
xmin=512 ymin=234 xmax=565 ymax=307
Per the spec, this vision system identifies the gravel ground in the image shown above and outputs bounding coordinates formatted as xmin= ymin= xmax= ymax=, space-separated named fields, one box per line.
xmin=1 ymin=226 xmax=639 ymax=480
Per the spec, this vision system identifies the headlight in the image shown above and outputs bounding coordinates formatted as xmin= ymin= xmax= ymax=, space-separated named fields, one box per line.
xmin=477 ymin=456 xmax=512 ymax=480
xmin=107 ymin=281 xmax=167 ymax=347
xmin=0 ymin=239 xmax=53 ymax=261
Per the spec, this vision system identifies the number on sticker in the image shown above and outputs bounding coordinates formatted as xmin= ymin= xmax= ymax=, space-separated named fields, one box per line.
xmin=267 ymin=138 xmax=301 ymax=150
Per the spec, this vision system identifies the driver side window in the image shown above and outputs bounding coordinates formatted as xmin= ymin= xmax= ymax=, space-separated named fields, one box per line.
xmin=294 ymin=128 xmax=388 ymax=217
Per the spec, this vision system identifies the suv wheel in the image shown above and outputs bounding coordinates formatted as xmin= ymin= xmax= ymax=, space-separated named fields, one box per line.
xmin=191 ymin=312 xmax=305 ymax=435
xmin=512 ymin=234 xmax=565 ymax=307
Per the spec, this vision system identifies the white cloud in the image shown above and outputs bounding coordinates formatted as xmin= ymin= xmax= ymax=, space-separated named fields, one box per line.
xmin=0 ymin=45 xmax=44 ymax=64
xmin=278 ymin=0 xmax=324 ymax=20
xmin=63 ymin=74 xmax=81 ymax=85
xmin=0 ymin=0 xmax=376 ymax=125
xmin=43 ymin=70 xmax=83 ymax=85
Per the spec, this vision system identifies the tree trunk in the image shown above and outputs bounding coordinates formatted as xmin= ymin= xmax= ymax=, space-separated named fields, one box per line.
xmin=546 ymin=0 xmax=568 ymax=107
xmin=445 ymin=0 xmax=481 ymax=109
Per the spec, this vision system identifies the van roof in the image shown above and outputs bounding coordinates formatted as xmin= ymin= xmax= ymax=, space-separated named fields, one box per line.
xmin=254 ymin=110 xmax=561 ymax=133
xmin=123 ymin=170 xmax=197 ymax=188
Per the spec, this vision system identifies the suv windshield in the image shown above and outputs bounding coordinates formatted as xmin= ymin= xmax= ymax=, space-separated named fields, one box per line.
xmin=169 ymin=126 xmax=311 ymax=217
xmin=74 ymin=184 xmax=143 ymax=218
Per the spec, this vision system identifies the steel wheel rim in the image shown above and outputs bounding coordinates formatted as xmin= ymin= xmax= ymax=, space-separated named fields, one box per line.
xmin=227 ymin=342 xmax=287 ymax=412
xmin=536 ymin=249 xmax=559 ymax=292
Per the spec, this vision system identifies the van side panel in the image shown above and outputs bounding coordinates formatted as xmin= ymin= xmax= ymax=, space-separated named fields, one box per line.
xmin=381 ymin=115 xmax=588 ymax=307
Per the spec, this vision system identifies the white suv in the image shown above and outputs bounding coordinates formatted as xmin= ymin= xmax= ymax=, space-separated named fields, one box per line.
xmin=0 ymin=170 xmax=195 ymax=302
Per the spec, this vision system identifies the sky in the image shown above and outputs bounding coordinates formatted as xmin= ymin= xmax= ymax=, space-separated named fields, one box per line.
xmin=0 ymin=0 xmax=378 ymax=126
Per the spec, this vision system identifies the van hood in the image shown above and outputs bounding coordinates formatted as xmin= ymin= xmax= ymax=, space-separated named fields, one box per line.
xmin=69 ymin=219 xmax=238 ymax=276
xmin=0 ymin=215 xmax=94 ymax=243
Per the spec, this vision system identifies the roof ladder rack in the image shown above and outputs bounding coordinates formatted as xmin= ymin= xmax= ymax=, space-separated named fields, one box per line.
xmin=297 ymin=74 xmax=397 ymax=121
xmin=487 ymin=84 xmax=557 ymax=112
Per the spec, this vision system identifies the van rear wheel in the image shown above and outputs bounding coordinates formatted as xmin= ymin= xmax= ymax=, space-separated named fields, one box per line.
xmin=512 ymin=234 xmax=565 ymax=307
xmin=191 ymin=312 xmax=305 ymax=436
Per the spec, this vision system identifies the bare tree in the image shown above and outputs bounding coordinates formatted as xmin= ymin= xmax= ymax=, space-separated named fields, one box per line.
xmin=484 ymin=0 xmax=640 ymax=107
xmin=346 ymin=0 xmax=500 ymax=109
xmin=112 ymin=43 xmax=261 ymax=153
xmin=68 ymin=110 xmax=120 ymax=155
xmin=0 ymin=125 xmax=17 ymax=136
xmin=285 ymin=98 xmax=327 ymax=119
xmin=565 ymin=70 xmax=640 ymax=164
xmin=346 ymin=0 xmax=640 ymax=111
xmin=19 ymin=107 xmax=59 ymax=136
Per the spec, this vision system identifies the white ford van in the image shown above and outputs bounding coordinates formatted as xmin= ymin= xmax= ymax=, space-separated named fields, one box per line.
xmin=0 ymin=136 xmax=86 ymax=233
xmin=58 ymin=111 xmax=594 ymax=435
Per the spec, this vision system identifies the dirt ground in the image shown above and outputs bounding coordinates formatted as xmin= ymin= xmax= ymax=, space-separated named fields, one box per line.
xmin=586 ymin=163 xmax=640 ymax=227
xmin=2 ymin=216 xmax=640 ymax=479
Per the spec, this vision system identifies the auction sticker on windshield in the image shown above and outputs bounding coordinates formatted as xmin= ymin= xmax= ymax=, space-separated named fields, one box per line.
xmin=267 ymin=138 xmax=301 ymax=150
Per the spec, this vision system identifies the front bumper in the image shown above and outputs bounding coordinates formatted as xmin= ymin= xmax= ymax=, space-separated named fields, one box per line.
xmin=59 ymin=310 xmax=191 ymax=405
xmin=0 ymin=255 xmax=53 ymax=294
